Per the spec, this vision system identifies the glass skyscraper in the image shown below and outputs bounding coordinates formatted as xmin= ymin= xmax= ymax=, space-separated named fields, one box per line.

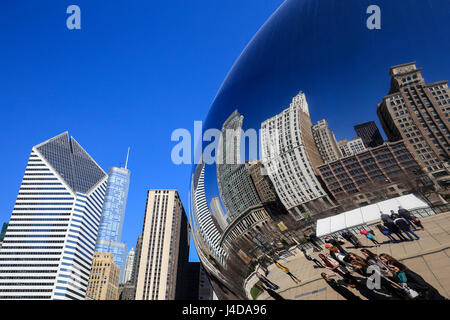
xmin=95 ymin=164 xmax=131 ymax=282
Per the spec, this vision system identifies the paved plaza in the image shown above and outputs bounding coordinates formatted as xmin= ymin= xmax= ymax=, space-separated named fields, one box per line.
xmin=246 ymin=211 xmax=450 ymax=300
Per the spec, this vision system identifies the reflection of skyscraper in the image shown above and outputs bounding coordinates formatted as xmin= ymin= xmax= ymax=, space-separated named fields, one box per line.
xmin=135 ymin=190 xmax=190 ymax=300
xmin=377 ymin=62 xmax=450 ymax=187
xmin=191 ymin=162 xmax=224 ymax=261
xmin=216 ymin=110 xmax=261 ymax=221
xmin=95 ymin=161 xmax=131 ymax=283
xmin=261 ymin=92 xmax=333 ymax=219
xmin=338 ymin=137 xmax=366 ymax=157
xmin=354 ymin=121 xmax=384 ymax=148
xmin=0 ymin=132 xmax=108 ymax=300
xmin=209 ymin=197 xmax=228 ymax=231
xmin=312 ymin=119 xmax=342 ymax=163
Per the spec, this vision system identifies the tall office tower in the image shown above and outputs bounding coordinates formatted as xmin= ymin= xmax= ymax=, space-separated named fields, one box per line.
xmin=338 ymin=137 xmax=367 ymax=157
xmin=261 ymin=91 xmax=333 ymax=219
xmin=377 ymin=62 xmax=450 ymax=188
xmin=354 ymin=121 xmax=384 ymax=148
xmin=122 ymin=248 xmax=135 ymax=284
xmin=0 ymin=132 xmax=108 ymax=300
xmin=95 ymin=153 xmax=131 ymax=283
xmin=85 ymin=252 xmax=120 ymax=300
xmin=130 ymin=236 xmax=142 ymax=285
xmin=0 ymin=223 xmax=7 ymax=242
xmin=191 ymin=162 xmax=224 ymax=263
xmin=209 ymin=197 xmax=228 ymax=231
xmin=118 ymin=236 xmax=142 ymax=300
xmin=135 ymin=190 xmax=190 ymax=300
xmin=312 ymin=119 xmax=343 ymax=163
xmin=216 ymin=110 xmax=261 ymax=222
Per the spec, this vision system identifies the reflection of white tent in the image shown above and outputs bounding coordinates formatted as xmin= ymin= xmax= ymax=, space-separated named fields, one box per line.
xmin=316 ymin=194 xmax=429 ymax=237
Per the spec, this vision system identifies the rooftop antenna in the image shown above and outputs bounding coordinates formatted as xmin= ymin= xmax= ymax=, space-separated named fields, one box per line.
xmin=125 ymin=147 xmax=130 ymax=169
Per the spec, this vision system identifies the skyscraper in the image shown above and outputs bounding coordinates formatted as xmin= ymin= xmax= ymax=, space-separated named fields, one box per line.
xmin=261 ymin=91 xmax=333 ymax=219
xmin=0 ymin=223 xmax=7 ymax=242
xmin=377 ymin=62 xmax=450 ymax=189
xmin=354 ymin=121 xmax=384 ymax=148
xmin=95 ymin=151 xmax=131 ymax=282
xmin=191 ymin=162 xmax=224 ymax=262
xmin=0 ymin=132 xmax=108 ymax=300
xmin=135 ymin=190 xmax=190 ymax=300
xmin=338 ymin=137 xmax=367 ymax=157
xmin=85 ymin=252 xmax=121 ymax=300
xmin=209 ymin=197 xmax=228 ymax=232
xmin=122 ymin=248 xmax=135 ymax=284
xmin=312 ymin=119 xmax=343 ymax=163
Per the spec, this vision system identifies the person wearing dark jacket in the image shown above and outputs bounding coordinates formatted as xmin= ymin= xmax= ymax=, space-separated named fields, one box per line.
xmin=256 ymin=272 xmax=279 ymax=290
xmin=397 ymin=206 xmax=418 ymax=230
xmin=301 ymin=248 xmax=323 ymax=268
xmin=256 ymin=283 xmax=285 ymax=300
xmin=308 ymin=233 xmax=323 ymax=251
xmin=376 ymin=224 xmax=396 ymax=243
xmin=321 ymin=273 xmax=361 ymax=300
xmin=341 ymin=231 xmax=362 ymax=248
xmin=394 ymin=216 xmax=420 ymax=240
xmin=325 ymin=236 xmax=348 ymax=254
xmin=387 ymin=260 xmax=447 ymax=300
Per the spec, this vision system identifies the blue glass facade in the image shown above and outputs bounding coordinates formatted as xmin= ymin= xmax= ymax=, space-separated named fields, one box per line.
xmin=95 ymin=167 xmax=131 ymax=281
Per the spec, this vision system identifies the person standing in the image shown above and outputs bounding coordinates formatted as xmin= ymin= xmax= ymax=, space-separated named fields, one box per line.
xmin=321 ymin=273 xmax=361 ymax=300
xmin=325 ymin=236 xmax=348 ymax=254
xmin=360 ymin=228 xmax=380 ymax=246
xmin=256 ymin=272 xmax=279 ymax=290
xmin=394 ymin=216 xmax=420 ymax=240
xmin=376 ymin=224 xmax=396 ymax=243
xmin=307 ymin=233 xmax=322 ymax=251
xmin=319 ymin=253 xmax=357 ymax=287
xmin=301 ymin=248 xmax=323 ymax=268
xmin=275 ymin=262 xmax=301 ymax=284
xmin=397 ymin=206 xmax=418 ymax=231
xmin=382 ymin=217 xmax=408 ymax=241
xmin=256 ymin=283 xmax=285 ymax=300
xmin=341 ymin=230 xmax=363 ymax=248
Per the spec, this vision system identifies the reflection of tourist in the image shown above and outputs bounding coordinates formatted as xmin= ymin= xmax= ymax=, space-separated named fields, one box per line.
xmin=397 ymin=206 xmax=418 ymax=231
xmin=275 ymin=262 xmax=301 ymax=284
xmin=256 ymin=272 xmax=279 ymax=290
xmin=360 ymin=229 xmax=380 ymax=246
xmin=381 ymin=213 xmax=408 ymax=241
xmin=393 ymin=216 xmax=420 ymax=240
xmin=256 ymin=283 xmax=285 ymax=300
xmin=341 ymin=231 xmax=362 ymax=248
xmin=321 ymin=273 xmax=361 ymax=300
xmin=307 ymin=233 xmax=322 ymax=251
xmin=301 ymin=248 xmax=323 ymax=268
xmin=325 ymin=236 xmax=348 ymax=254
xmin=376 ymin=224 xmax=396 ymax=243
xmin=380 ymin=254 xmax=447 ymax=300
xmin=318 ymin=254 xmax=357 ymax=287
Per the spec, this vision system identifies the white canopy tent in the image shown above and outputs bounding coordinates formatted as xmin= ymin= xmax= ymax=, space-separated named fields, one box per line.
xmin=316 ymin=194 xmax=429 ymax=237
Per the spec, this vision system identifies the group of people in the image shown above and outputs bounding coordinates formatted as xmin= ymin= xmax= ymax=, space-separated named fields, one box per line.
xmin=333 ymin=206 xmax=423 ymax=250
xmin=377 ymin=206 xmax=423 ymax=243
xmin=254 ymin=205 xmax=446 ymax=300
xmin=300 ymin=233 xmax=445 ymax=300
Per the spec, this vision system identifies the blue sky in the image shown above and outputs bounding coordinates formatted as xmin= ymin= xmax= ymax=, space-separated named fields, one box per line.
xmin=0 ymin=0 xmax=449 ymax=264
xmin=0 ymin=0 xmax=284 ymax=262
